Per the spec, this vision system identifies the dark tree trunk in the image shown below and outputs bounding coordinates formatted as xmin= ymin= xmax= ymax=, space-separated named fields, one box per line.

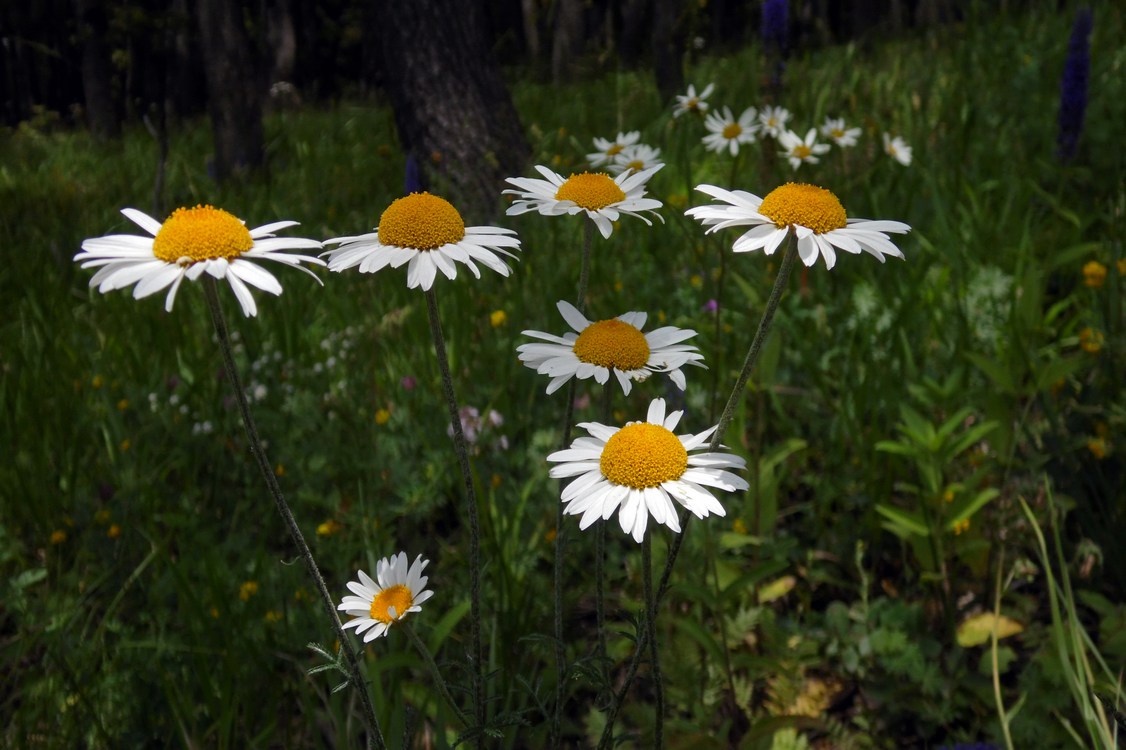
xmin=75 ymin=0 xmax=120 ymax=139
xmin=550 ymin=0 xmax=585 ymax=84
xmin=652 ymin=0 xmax=684 ymax=103
xmin=618 ymin=0 xmax=649 ymax=69
xmin=195 ymin=0 xmax=265 ymax=180
xmin=376 ymin=0 xmax=530 ymax=221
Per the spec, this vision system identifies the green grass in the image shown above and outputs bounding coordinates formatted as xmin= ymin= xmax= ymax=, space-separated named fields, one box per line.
xmin=2 ymin=3 xmax=1125 ymax=747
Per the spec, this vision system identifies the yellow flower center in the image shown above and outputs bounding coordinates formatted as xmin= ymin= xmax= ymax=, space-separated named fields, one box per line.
xmin=758 ymin=183 xmax=847 ymax=235
xmin=600 ymin=422 xmax=688 ymax=489
xmin=555 ymin=173 xmax=626 ymax=210
xmin=572 ymin=319 xmax=650 ymax=370
xmin=370 ymin=584 xmax=414 ymax=624
xmin=606 ymin=144 xmax=625 ymax=156
xmin=152 ymin=205 xmax=253 ymax=264
xmin=377 ymin=192 xmax=466 ymax=250
xmin=792 ymin=145 xmax=812 ymax=160
xmin=686 ymin=98 xmax=699 ymax=110
xmin=722 ymin=123 xmax=743 ymax=140
xmin=831 ymin=128 xmax=844 ymax=139
xmin=625 ymin=159 xmax=645 ymax=172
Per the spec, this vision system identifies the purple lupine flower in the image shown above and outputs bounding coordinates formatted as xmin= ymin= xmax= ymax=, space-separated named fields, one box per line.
xmin=404 ymin=153 xmax=427 ymax=193
xmin=1056 ymin=7 xmax=1092 ymax=161
xmin=761 ymin=0 xmax=788 ymax=53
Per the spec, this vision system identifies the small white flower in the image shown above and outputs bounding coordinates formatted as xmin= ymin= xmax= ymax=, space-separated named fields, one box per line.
xmin=702 ymin=106 xmax=759 ymax=156
xmin=673 ymin=83 xmax=715 ymax=117
xmin=608 ymin=144 xmax=664 ymax=176
xmin=758 ymin=105 xmax=792 ymax=138
xmin=338 ymin=552 xmax=434 ymax=642
xmin=882 ymin=133 xmax=913 ymax=166
xmin=778 ymin=128 xmax=831 ymax=170
xmin=587 ymin=131 xmax=642 ymax=168
xmin=820 ymin=117 xmax=861 ymax=147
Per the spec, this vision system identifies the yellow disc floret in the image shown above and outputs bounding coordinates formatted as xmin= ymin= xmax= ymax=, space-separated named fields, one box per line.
xmin=758 ymin=183 xmax=847 ymax=235
xmin=378 ymin=192 xmax=466 ymax=250
xmin=152 ymin=205 xmax=253 ymax=264
xmin=555 ymin=173 xmax=626 ymax=210
xmin=370 ymin=584 xmax=414 ymax=624
xmin=722 ymin=123 xmax=743 ymax=140
xmin=573 ymin=319 xmax=650 ymax=370
xmin=600 ymin=423 xmax=688 ymax=489
xmin=606 ymin=144 xmax=625 ymax=156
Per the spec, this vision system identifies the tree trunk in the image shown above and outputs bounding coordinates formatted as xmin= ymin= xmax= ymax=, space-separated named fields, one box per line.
xmin=652 ymin=0 xmax=685 ymax=103
xmin=550 ymin=0 xmax=585 ymax=85
xmin=75 ymin=0 xmax=120 ymax=139
xmin=375 ymin=0 xmax=530 ymax=222
xmin=195 ymin=0 xmax=265 ymax=180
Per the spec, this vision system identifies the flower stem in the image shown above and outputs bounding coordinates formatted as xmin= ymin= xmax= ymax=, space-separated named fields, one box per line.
xmin=203 ymin=279 xmax=384 ymax=750
xmin=424 ymin=286 xmax=485 ymax=745
xmin=642 ymin=535 xmax=664 ymax=749
xmin=598 ymin=236 xmax=798 ymax=748
xmin=403 ymin=622 xmax=471 ymax=729
xmin=550 ymin=219 xmax=595 ymax=748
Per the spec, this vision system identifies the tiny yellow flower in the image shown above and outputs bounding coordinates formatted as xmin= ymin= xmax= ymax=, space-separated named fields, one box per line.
xmin=92 ymin=375 xmax=104 ymax=389
xmin=107 ymin=524 xmax=121 ymax=539
xmin=239 ymin=580 xmax=259 ymax=601
xmin=490 ymin=309 xmax=508 ymax=328
xmin=1087 ymin=437 xmax=1108 ymax=459
xmin=275 ymin=463 xmax=285 ymax=477
xmin=119 ymin=439 xmax=130 ymax=452
xmin=544 ymin=527 xmax=558 ymax=544
xmin=294 ymin=588 xmax=308 ymax=602
xmin=1079 ymin=327 xmax=1104 ymax=354
xmin=1117 ymin=258 xmax=1126 ymax=276
xmin=116 ymin=398 xmax=129 ymax=411
xmin=316 ymin=519 xmax=343 ymax=537
xmin=490 ymin=473 xmax=502 ymax=489
xmin=943 ymin=488 xmax=955 ymax=503
xmin=690 ymin=274 xmax=703 ymax=289
xmin=657 ymin=310 xmax=667 ymax=323
xmin=1083 ymin=260 xmax=1107 ymax=288
xmin=952 ymin=519 xmax=970 ymax=535
xmin=264 ymin=610 xmax=283 ymax=624
xmin=49 ymin=529 xmax=67 ymax=545
xmin=375 ymin=408 xmax=392 ymax=425
xmin=732 ymin=518 xmax=748 ymax=535
xmin=94 ymin=509 xmax=111 ymax=524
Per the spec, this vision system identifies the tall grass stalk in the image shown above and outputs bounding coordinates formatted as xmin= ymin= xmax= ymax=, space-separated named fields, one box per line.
xmin=203 ymin=279 xmax=385 ymax=749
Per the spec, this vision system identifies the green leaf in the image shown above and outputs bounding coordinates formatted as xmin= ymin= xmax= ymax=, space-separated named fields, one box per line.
xmin=428 ymin=598 xmax=470 ymax=653
xmin=947 ymin=488 xmax=1000 ymax=527
xmin=875 ymin=504 xmax=930 ymax=538
xmin=956 ymin=612 xmax=1024 ymax=647
xmin=965 ymin=352 xmax=1015 ymax=393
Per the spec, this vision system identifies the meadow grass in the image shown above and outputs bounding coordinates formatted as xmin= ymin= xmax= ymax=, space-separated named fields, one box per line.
xmin=2 ymin=3 xmax=1124 ymax=747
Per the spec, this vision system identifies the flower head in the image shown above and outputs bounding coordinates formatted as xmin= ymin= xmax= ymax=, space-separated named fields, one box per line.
xmin=778 ymin=128 xmax=831 ymax=170
xmin=338 ymin=552 xmax=434 ymax=642
xmin=703 ymin=106 xmax=759 ymax=156
xmin=1079 ymin=326 xmax=1104 ymax=354
xmin=518 ymin=300 xmax=705 ymax=395
xmin=685 ymin=182 xmax=911 ymax=269
xmin=587 ymin=131 xmax=642 ymax=168
xmin=882 ymin=133 xmax=913 ymax=166
xmin=673 ymin=83 xmax=715 ymax=117
xmin=609 ymin=144 xmax=664 ymax=176
xmin=504 ymin=165 xmax=664 ymax=239
xmin=820 ymin=117 xmax=861 ymax=147
xmin=74 ymin=206 xmax=325 ymax=317
xmin=547 ymin=398 xmax=747 ymax=542
xmin=322 ymin=192 xmax=521 ymax=291
xmin=758 ymin=105 xmax=792 ymax=138
xmin=1083 ymin=260 xmax=1107 ymax=288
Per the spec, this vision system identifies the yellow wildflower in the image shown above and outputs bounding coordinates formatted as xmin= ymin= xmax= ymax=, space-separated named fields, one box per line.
xmin=239 ymin=581 xmax=259 ymax=601
xmin=375 ymin=408 xmax=392 ymax=425
xmin=1087 ymin=437 xmax=1108 ymax=459
xmin=1079 ymin=327 xmax=1104 ymax=354
xmin=490 ymin=309 xmax=508 ymax=328
xmin=107 ymin=524 xmax=121 ymax=539
xmin=49 ymin=530 xmax=67 ymax=545
xmin=1083 ymin=260 xmax=1107 ymax=288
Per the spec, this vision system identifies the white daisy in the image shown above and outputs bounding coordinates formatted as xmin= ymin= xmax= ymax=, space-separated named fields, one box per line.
xmin=518 ymin=300 xmax=705 ymax=395
xmin=758 ymin=105 xmax=792 ymax=138
xmin=778 ymin=128 xmax=831 ymax=170
xmin=882 ymin=133 xmax=913 ymax=166
xmin=74 ymin=205 xmax=324 ymax=318
xmin=337 ymin=552 xmax=434 ymax=642
xmin=503 ymin=165 xmax=664 ymax=239
xmin=702 ymin=106 xmax=759 ymax=156
xmin=322 ymin=192 xmax=521 ymax=291
xmin=587 ymin=131 xmax=642 ymax=168
xmin=547 ymin=398 xmax=747 ymax=543
xmin=673 ymin=83 xmax=715 ymax=117
xmin=685 ymin=182 xmax=911 ymax=270
xmin=820 ymin=117 xmax=861 ymax=147
xmin=608 ymin=144 xmax=664 ymax=176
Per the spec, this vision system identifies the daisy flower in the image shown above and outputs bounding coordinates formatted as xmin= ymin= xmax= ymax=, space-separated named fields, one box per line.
xmin=778 ymin=128 xmax=831 ymax=170
xmin=587 ymin=130 xmax=642 ymax=168
xmin=609 ymin=144 xmax=664 ymax=176
xmin=673 ymin=83 xmax=715 ymax=117
xmin=74 ymin=205 xmax=324 ymax=318
xmin=882 ymin=133 xmax=913 ymax=166
xmin=820 ymin=117 xmax=861 ymax=147
xmin=547 ymin=398 xmax=747 ymax=543
xmin=758 ymin=105 xmax=792 ymax=138
xmin=685 ymin=182 xmax=911 ymax=270
xmin=503 ymin=165 xmax=664 ymax=239
xmin=338 ymin=552 xmax=434 ymax=642
xmin=322 ymin=192 xmax=521 ymax=291
xmin=702 ymin=106 xmax=759 ymax=156
xmin=518 ymin=300 xmax=705 ymax=395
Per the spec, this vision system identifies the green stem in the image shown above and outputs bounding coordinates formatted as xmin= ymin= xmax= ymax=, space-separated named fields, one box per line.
xmin=642 ymin=535 xmax=664 ymax=749
xmin=598 ymin=236 xmax=798 ymax=748
xmin=403 ymin=622 xmax=471 ymax=729
xmin=550 ymin=219 xmax=595 ymax=748
xmin=203 ymin=279 xmax=384 ymax=750
xmin=424 ymin=287 xmax=484 ymax=745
